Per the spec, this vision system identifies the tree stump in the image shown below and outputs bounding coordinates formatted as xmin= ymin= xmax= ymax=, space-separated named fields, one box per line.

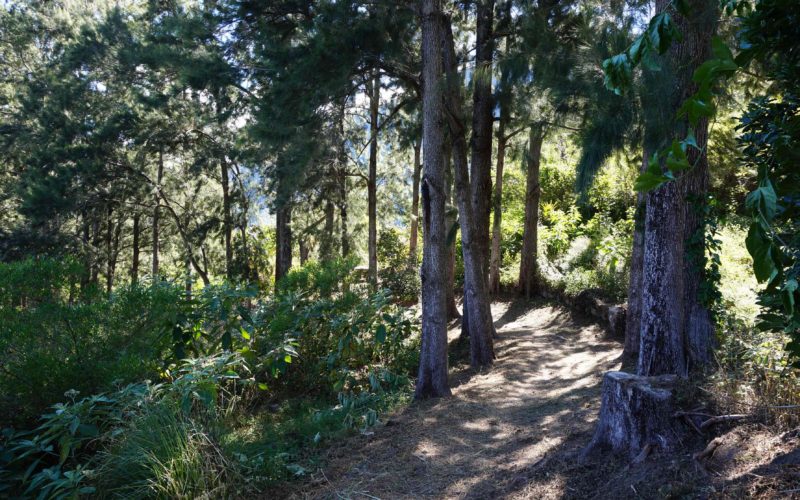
xmin=582 ymin=371 xmax=683 ymax=461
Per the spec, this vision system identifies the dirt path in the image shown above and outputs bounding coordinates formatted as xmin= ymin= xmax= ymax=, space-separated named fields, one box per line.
xmin=296 ymin=299 xmax=624 ymax=499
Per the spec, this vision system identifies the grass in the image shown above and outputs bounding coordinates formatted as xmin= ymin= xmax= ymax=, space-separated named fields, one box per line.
xmin=218 ymin=388 xmax=413 ymax=491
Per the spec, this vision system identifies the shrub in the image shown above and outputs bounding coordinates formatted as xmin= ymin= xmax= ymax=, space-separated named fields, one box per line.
xmin=377 ymin=228 xmax=420 ymax=304
xmin=0 ymin=259 xmax=183 ymax=425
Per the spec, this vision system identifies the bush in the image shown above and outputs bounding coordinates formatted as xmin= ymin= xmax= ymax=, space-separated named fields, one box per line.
xmin=0 ymin=259 xmax=183 ymax=425
xmin=261 ymin=257 xmax=420 ymax=396
xmin=377 ymin=228 xmax=420 ymax=304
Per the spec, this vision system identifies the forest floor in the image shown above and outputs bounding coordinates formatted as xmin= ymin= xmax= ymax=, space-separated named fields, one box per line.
xmin=290 ymin=298 xmax=800 ymax=499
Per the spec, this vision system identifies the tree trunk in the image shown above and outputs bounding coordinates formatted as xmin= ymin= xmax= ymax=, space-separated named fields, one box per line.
xmin=444 ymin=143 xmax=460 ymax=319
xmin=80 ymin=210 xmax=90 ymax=291
xmin=415 ymin=0 xmax=451 ymax=399
xmin=221 ymin=158 xmax=233 ymax=280
xmin=131 ymin=214 xmax=140 ymax=285
xmin=470 ymin=0 xmax=495 ymax=282
xmin=275 ymin=202 xmax=293 ymax=288
xmin=91 ymin=214 xmax=100 ymax=285
xmin=443 ymin=17 xmax=494 ymax=368
xmin=637 ymin=0 xmax=717 ymax=377
xmin=105 ymin=206 xmax=113 ymax=294
xmin=488 ymin=122 xmax=507 ymax=295
xmin=409 ymin=141 xmax=422 ymax=266
xmin=582 ymin=372 xmax=682 ymax=460
xmin=152 ymin=149 xmax=164 ymax=278
xmin=367 ymin=72 xmax=380 ymax=286
xmin=624 ymin=154 xmax=648 ymax=359
xmin=339 ymin=101 xmax=350 ymax=257
xmin=519 ymin=126 xmax=543 ymax=299
xmin=299 ymin=238 xmax=310 ymax=265
xmin=322 ymin=197 xmax=335 ymax=260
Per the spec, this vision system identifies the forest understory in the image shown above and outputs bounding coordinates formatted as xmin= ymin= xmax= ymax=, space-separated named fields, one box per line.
xmin=293 ymin=299 xmax=800 ymax=500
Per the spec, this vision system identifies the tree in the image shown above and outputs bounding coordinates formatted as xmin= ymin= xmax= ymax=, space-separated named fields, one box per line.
xmin=415 ymin=0 xmax=451 ymax=399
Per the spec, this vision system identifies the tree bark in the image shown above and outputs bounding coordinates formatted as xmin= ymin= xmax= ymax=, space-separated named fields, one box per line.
xmin=444 ymin=143 xmax=460 ymax=319
xmin=637 ymin=0 xmax=717 ymax=377
xmin=488 ymin=119 xmax=507 ymax=295
xmin=470 ymin=0 xmax=495 ymax=281
xmin=518 ymin=126 xmax=543 ymax=299
xmin=131 ymin=213 xmax=140 ymax=285
xmin=105 ymin=206 xmax=113 ymax=294
xmin=152 ymin=149 xmax=164 ymax=278
xmin=221 ymin=158 xmax=233 ymax=280
xmin=322 ymin=197 xmax=335 ymax=260
xmin=367 ymin=72 xmax=380 ymax=286
xmin=443 ymin=17 xmax=494 ymax=368
xmin=275 ymin=202 xmax=293 ymax=288
xmin=624 ymin=153 xmax=648 ymax=359
xmin=338 ymin=101 xmax=350 ymax=257
xmin=415 ymin=0 xmax=451 ymax=399
xmin=409 ymin=141 xmax=422 ymax=266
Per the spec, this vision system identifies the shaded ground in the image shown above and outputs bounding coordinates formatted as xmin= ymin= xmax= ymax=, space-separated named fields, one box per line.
xmin=291 ymin=299 xmax=800 ymax=499
xmin=294 ymin=299 xmax=623 ymax=499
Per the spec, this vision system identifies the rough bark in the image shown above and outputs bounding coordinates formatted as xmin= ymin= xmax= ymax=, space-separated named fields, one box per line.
xmin=582 ymin=372 xmax=682 ymax=460
xmin=443 ymin=18 xmax=494 ymax=368
xmin=518 ymin=126 xmax=543 ymax=299
xmin=444 ymin=144 xmax=460 ymax=319
xmin=152 ymin=149 xmax=164 ymax=278
xmin=338 ymin=101 xmax=350 ymax=257
xmin=624 ymin=154 xmax=648 ymax=359
xmin=91 ymin=214 xmax=100 ymax=285
xmin=470 ymin=0 xmax=495 ymax=281
xmin=221 ymin=158 xmax=233 ymax=279
xmin=415 ymin=0 xmax=451 ymax=399
xmin=638 ymin=0 xmax=717 ymax=377
xmin=488 ymin=120 xmax=506 ymax=295
xmin=299 ymin=238 xmax=310 ymax=265
xmin=275 ymin=203 xmax=293 ymax=288
xmin=131 ymin=214 xmax=140 ymax=284
xmin=409 ymin=141 xmax=422 ymax=266
xmin=105 ymin=206 xmax=113 ymax=293
xmin=367 ymin=72 xmax=380 ymax=286
xmin=322 ymin=197 xmax=335 ymax=259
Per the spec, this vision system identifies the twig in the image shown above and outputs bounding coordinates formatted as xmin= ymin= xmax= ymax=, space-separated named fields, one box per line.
xmin=699 ymin=414 xmax=749 ymax=430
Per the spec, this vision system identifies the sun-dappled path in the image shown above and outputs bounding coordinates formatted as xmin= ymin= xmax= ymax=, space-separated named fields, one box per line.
xmin=294 ymin=299 xmax=624 ymax=499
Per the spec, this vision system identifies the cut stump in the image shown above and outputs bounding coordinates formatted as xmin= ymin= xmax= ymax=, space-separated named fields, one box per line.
xmin=582 ymin=371 xmax=683 ymax=461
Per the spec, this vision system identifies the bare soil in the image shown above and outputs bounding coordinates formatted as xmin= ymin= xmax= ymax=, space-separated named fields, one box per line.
xmin=291 ymin=299 xmax=800 ymax=499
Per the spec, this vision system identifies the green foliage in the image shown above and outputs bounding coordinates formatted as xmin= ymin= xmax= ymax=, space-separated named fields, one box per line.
xmin=0 ymin=259 xmax=181 ymax=424
xmin=377 ymin=228 xmax=420 ymax=304
xmin=540 ymin=203 xmax=583 ymax=260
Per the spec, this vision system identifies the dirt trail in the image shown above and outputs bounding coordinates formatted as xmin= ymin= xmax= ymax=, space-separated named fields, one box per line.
xmin=297 ymin=299 xmax=624 ymax=499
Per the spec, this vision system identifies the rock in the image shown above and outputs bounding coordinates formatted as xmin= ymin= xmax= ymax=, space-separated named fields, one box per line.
xmin=582 ymin=371 xmax=683 ymax=461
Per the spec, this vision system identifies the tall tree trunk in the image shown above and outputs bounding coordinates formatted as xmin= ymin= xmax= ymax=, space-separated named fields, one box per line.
xmin=221 ymin=158 xmax=233 ymax=280
xmin=110 ymin=213 xmax=122 ymax=293
xmin=409 ymin=141 xmax=422 ymax=266
xmin=637 ymin=0 xmax=717 ymax=377
xmin=322 ymin=196 xmax=335 ymax=260
xmin=443 ymin=17 xmax=494 ymax=368
xmin=91 ymin=214 xmax=100 ymax=285
xmin=488 ymin=120 xmax=507 ymax=295
xmin=152 ymin=149 xmax=164 ymax=278
xmin=415 ymin=0 xmax=451 ymax=399
xmin=624 ymin=175 xmax=646 ymax=359
xmin=81 ymin=210 xmax=90 ymax=291
xmin=131 ymin=214 xmax=140 ymax=285
xmin=519 ymin=126 xmax=543 ymax=299
xmin=470 ymin=0 xmax=495 ymax=280
xmin=299 ymin=238 xmax=310 ymax=265
xmin=275 ymin=202 xmax=293 ymax=288
xmin=367 ymin=72 xmax=380 ymax=286
xmin=105 ymin=206 xmax=114 ymax=294
xmin=444 ymin=143 xmax=460 ymax=319
xmin=338 ymin=101 xmax=350 ymax=257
